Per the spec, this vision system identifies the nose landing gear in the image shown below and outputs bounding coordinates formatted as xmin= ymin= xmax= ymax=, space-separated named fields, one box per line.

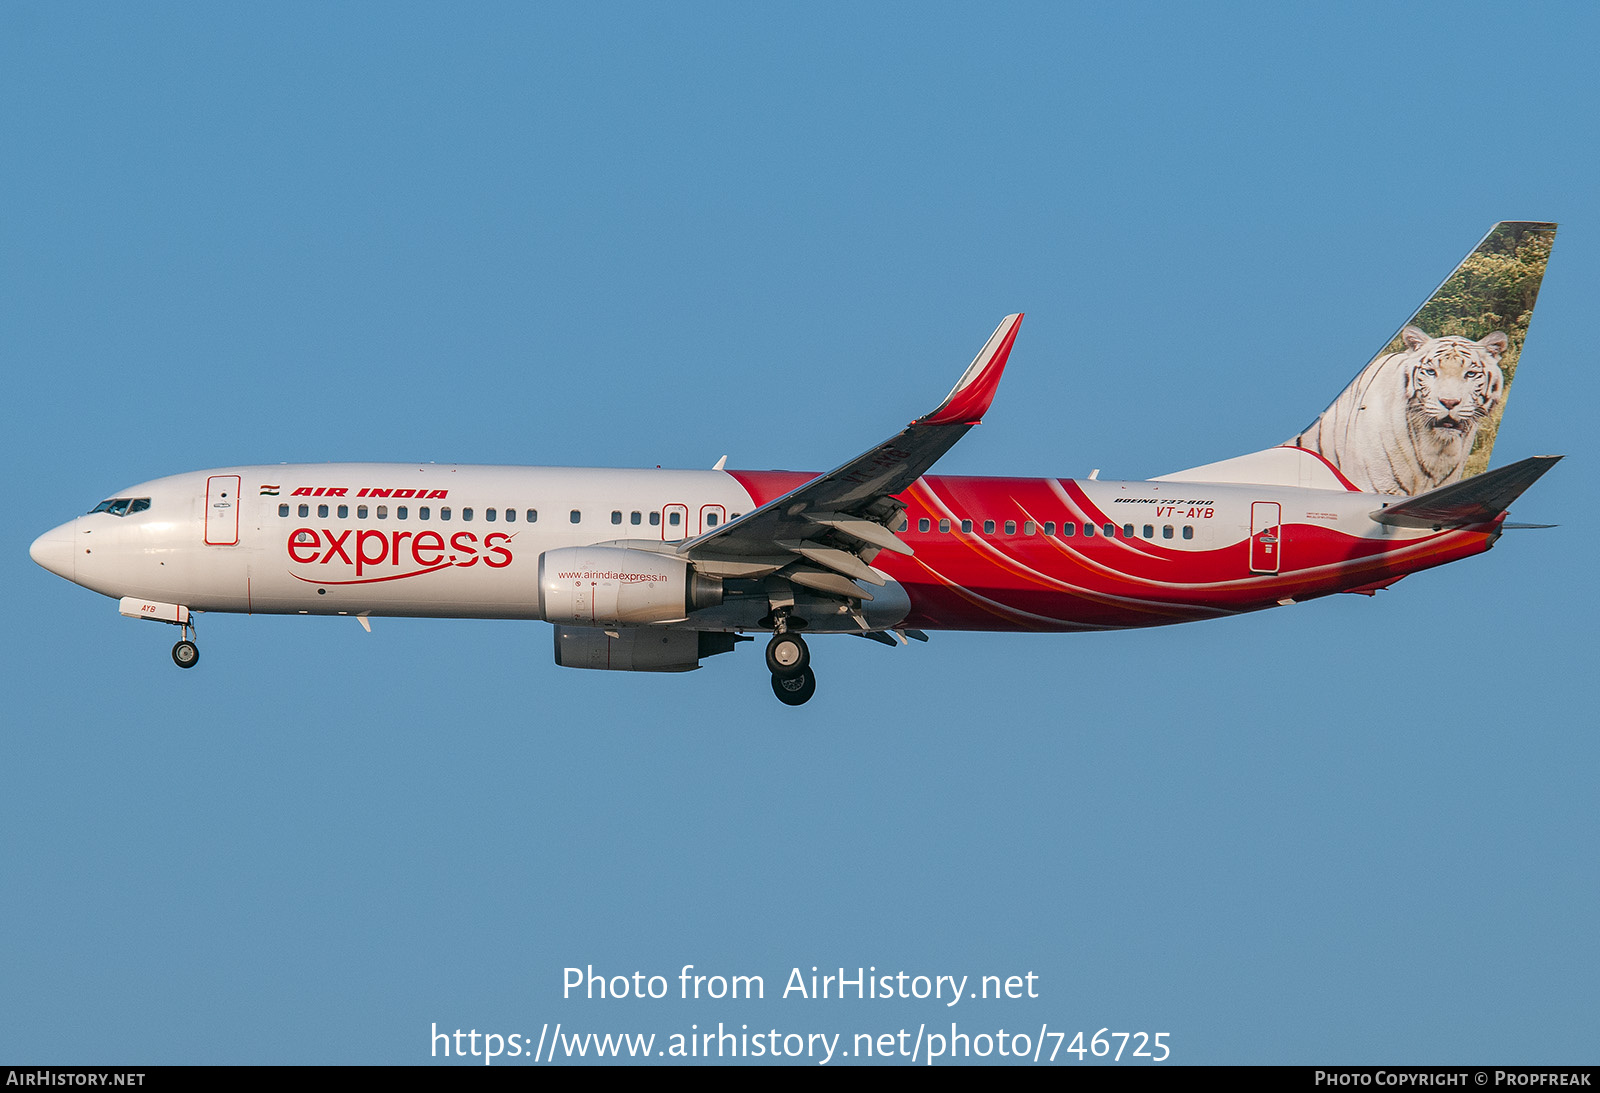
xmin=170 ymin=617 xmax=199 ymax=669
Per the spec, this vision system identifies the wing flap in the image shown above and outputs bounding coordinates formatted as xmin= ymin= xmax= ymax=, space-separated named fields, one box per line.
xmin=807 ymin=512 xmax=914 ymax=555
xmin=787 ymin=568 xmax=875 ymax=601
xmin=780 ymin=541 xmax=888 ymax=586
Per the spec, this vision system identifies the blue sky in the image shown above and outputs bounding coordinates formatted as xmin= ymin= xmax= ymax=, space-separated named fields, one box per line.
xmin=4 ymin=1 xmax=1597 ymax=1065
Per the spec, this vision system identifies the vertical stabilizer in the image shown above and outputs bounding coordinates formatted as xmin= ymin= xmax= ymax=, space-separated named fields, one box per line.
xmin=1288 ymin=221 xmax=1557 ymax=495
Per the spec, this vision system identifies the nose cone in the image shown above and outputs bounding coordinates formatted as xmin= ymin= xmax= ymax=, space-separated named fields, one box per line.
xmin=29 ymin=520 xmax=76 ymax=581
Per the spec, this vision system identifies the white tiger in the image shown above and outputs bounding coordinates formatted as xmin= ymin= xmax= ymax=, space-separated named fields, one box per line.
xmin=1291 ymin=325 xmax=1507 ymax=495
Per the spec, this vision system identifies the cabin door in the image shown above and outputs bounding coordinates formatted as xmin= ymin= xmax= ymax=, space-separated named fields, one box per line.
xmin=205 ymin=476 xmax=241 ymax=546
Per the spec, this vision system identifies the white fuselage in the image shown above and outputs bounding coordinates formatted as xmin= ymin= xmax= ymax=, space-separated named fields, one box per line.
xmin=31 ymin=460 xmax=1471 ymax=638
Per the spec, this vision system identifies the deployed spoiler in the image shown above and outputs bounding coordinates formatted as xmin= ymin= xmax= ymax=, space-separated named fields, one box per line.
xmin=1371 ymin=455 xmax=1562 ymax=529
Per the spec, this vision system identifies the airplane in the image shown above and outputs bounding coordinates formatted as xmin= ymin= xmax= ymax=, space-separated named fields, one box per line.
xmin=29 ymin=222 xmax=1561 ymax=705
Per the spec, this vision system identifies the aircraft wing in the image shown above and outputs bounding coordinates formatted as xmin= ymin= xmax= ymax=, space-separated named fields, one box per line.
xmin=676 ymin=314 xmax=1023 ymax=601
xmin=1371 ymin=455 xmax=1562 ymax=529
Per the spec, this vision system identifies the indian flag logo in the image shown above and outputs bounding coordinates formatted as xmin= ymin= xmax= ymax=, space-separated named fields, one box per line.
xmin=260 ymin=484 xmax=280 ymax=496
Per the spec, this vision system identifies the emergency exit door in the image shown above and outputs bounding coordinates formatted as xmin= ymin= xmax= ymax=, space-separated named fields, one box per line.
xmin=661 ymin=504 xmax=688 ymax=540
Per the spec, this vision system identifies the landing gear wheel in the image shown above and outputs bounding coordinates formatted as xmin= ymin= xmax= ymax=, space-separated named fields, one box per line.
xmin=771 ymin=666 xmax=817 ymax=706
xmin=765 ymin=632 xmax=810 ymax=678
xmin=172 ymin=640 xmax=200 ymax=669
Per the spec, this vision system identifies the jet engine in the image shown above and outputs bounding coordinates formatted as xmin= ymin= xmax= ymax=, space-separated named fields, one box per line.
xmin=537 ymin=546 xmax=723 ymax=626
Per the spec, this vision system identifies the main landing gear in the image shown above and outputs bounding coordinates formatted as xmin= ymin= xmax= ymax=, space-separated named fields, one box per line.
xmin=766 ymin=627 xmax=815 ymax=706
xmin=170 ymin=618 xmax=200 ymax=669
xmin=771 ymin=668 xmax=816 ymax=706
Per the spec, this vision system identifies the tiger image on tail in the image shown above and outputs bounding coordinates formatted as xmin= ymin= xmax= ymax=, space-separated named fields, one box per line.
xmin=1291 ymin=324 xmax=1508 ymax=496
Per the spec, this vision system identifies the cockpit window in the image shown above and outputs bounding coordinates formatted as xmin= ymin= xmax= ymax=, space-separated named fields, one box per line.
xmin=89 ymin=497 xmax=150 ymax=517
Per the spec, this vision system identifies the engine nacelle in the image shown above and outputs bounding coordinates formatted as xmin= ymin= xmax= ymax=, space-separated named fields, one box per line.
xmin=553 ymin=627 xmax=742 ymax=673
xmin=538 ymin=546 xmax=722 ymax=626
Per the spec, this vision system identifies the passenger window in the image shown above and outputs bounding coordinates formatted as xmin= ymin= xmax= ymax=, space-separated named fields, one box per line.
xmin=669 ymin=511 xmax=680 ymax=526
xmin=649 ymin=511 xmax=660 ymax=526
xmin=299 ymin=504 xmax=310 ymax=518
xmin=939 ymin=518 xmax=951 ymax=533
xmin=485 ymin=508 xmax=496 ymax=522
xmin=918 ymin=518 xmax=930 ymax=533
xmin=983 ymin=520 xmax=995 ymax=534
xmin=358 ymin=505 xmax=369 ymax=519
xmin=1063 ymin=522 xmax=1076 ymax=536
xmin=504 ymin=508 xmax=514 ymax=522
xmin=398 ymin=506 xmax=409 ymax=520
xmin=337 ymin=505 xmax=349 ymax=519
xmin=898 ymin=518 xmax=908 ymax=532
xmin=631 ymin=511 xmax=642 ymax=525
xmin=1123 ymin=523 xmax=1134 ymax=538
xmin=1182 ymin=526 xmax=1194 ymax=540
xmin=706 ymin=512 xmax=718 ymax=527
xmin=279 ymin=504 xmax=289 ymax=517
xmin=1023 ymin=520 xmax=1035 ymax=535
xmin=527 ymin=509 xmax=538 ymax=523
xmin=378 ymin=505 xmax=388 ymax=519
xmin=441 ymin=507 xmax=451 ymax=521
xmin=1004 ymin=520 xmax=1016 ymax=535
xmin=1163 ymin=525 xmax=1173 ymax=538
xmin=318 ymin=504 xmax=329 ymax=518
xmin=1084 ymin=523 xmax=1095 ymax=537
xmin=1043 ymin=521 xmax=1054 ymax=535
xmin=462 ymin=507 xmax=472 ymax=521
xmin=611 ymin=511 xmax=623 ymax=525
xmin=1142 ymin=524 xmax=1153 ymax=538
xmin=961 ymin=519 xmax=972 ymax=533
xmin=571 ymin=510 xmax=582 ymax=524
xmin=420 ymin=506 xmax=431 ymax=520
xmin=1104 ymin=523 xmax=1116 ymax=537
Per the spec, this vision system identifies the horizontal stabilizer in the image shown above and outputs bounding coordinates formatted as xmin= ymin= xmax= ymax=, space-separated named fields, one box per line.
xmin=1371 ymin=455 xmax=1561 ymax=529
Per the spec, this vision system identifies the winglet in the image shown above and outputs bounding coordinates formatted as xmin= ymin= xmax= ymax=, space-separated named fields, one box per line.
xmin=918 ymin=313 xmax=1023 ymax=426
